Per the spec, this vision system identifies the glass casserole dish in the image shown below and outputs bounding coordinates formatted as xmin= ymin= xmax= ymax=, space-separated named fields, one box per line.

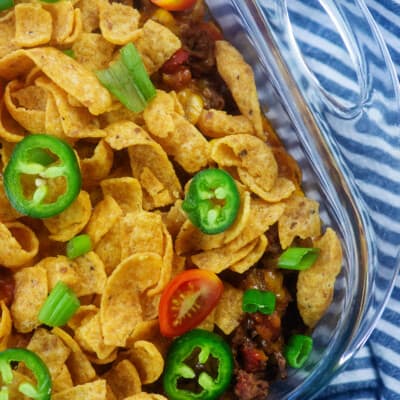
xmin=205 ymin=0 xmax=400 ymax=398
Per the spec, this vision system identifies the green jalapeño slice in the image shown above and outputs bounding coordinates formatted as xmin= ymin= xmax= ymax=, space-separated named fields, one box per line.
xmin=163 ymin=329 xmax=234 ymax=400
xmin=182 ymin=168 xmax=240 ymax=234
xmin=3 ymin=134 xmax=81 ymax=218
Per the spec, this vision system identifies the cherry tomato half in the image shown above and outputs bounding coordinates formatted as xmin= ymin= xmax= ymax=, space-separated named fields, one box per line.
xmin=149 ymin=0 xmax=197 ymax=12
xmin=159 ymin=269 xmax=224 ymax=337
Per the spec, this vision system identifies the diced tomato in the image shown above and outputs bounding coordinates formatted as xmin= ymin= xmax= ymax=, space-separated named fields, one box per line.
xmin=161 ymin=48 xmax=190 ymax=74
xmin=150 ymin=0 xmax=197 ymax=12
xmin=158 ymin=269 xmax=224 ymax=337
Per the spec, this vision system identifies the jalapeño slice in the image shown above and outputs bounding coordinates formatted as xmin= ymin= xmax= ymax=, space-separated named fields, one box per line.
xmin=3 ymin=134 xmax=81 ymax=218
xmin=182 ymin=168 xmax=240 ymax=234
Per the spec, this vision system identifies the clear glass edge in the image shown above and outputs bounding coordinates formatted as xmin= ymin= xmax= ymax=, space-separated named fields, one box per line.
xmin=205 ymin=0 xmax=400 ymax=398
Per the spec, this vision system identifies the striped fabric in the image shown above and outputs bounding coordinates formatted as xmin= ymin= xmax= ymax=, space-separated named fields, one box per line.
xmin=287 ymin=1 xmax=400 ymax=399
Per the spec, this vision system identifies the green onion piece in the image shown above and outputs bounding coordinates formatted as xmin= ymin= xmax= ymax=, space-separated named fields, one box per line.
xmin=62 ymin=49 xmax=75 ymax=58
xmin=277 ymin=247 xmax=320 ymax=270
xmin=242 ymin=288 xmax=276 ymax=315
xmin=66 ymin=234 xmax=92 ymax=259
xmin=120 ymin=43 xmax=156 ymax=101
xmin=0 ymin=0 xmax=13 ymax=11
xmin=284 ymin=334 xmax=313 ymax=368
xmin=96 ymin=43 xmax=156 ymax=113
xmin=38 ymin=281 xmax=80 ymax=327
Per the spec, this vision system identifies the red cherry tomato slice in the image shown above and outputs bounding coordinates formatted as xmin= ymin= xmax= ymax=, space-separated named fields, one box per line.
xmin=159 ymin=269 xmax=224 ymax=337
xmin=150 ymin=0 xmax=197 ymax=11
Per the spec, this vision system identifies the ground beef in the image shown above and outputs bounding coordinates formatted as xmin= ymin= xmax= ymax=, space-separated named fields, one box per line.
xmin=234 ymin=369 xmax=270 ymax=400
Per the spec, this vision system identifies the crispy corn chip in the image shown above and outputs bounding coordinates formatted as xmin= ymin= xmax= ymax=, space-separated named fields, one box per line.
xmin=27 ymin=328 xmax=71 ymax=380
xmin=147 ymin=223 xmax=173 ymax=296
xmin=75 ymin=312 xmax=116 ymax=360
xmin=100 ymin=253 xmax=163 ymax=346
xmin=72 ymin=251 xmax=107 ymax=297
xmin=0 ymin=11 xmax=18 ymax=59
xmin=126 ymin=320 xmax=170 ymax=357
xmin=143 ymin=90 xmax=178 ymax=139
xmin=0 ymin=301 xmax=11 ymax=351
xmin=214 ymin=283 xmax=244 ymax=335
xmin=67 ymin=305 xmax=98 ymax=331
xmin=7 ymin=370 xmax=35 ymax=399
xmin=72 ymin=32 xmax=115 ymax=72
xmin=161 ymin=199 xmax=186 ymax=239
xmin=4 ymin=80 xmax=47 ymax=133
xmin=133 ymin=20 xmax=181 ymax=75
xmin=53 ymin=364 xmax=74 ymax=393
xmin=0 ymin=99 xmax=27 ymax=142
xmin=26 ymin=47 xmax=112 ymax=115
xmin=139 ymin=167 xmax=174 ymax=209
xmin=100 ymin=104 xmax=144 ymax=126
xmin=36 ymin=76 xmax=105 ymax=138
xmin=297 ymin=228 xmax=343 ymax=328
xmin=192 ymin=199 xmax=285 ymax=272
xmin=0 ymin=47 xmax=113 ymax=114
xmin=43 ymin=1 xmax=75 ymax=45
xmin=44 ymin=91 xmax=68 ymax=141
xmin=52 ymin=327 xmax=97 ymax=385
xmin=39 ymin=255 xmax=79 ymax=291
xmin=197 ymin=109 xmax=255 ymax=138
xmin=215 ymin=40 xmax=263 ymax=138
xmin=86 ymin=196 xmax=123 ymax=245
xmin=0 ymin=221 xmax=39 ymax=268
xmin=95 ymin=217 xmax=122 ymax=275
xmin=120 ymin=211 xmax=164 ymax=260
xmin=211 ymin=134 xmax=278 ymax=193
xmin=99 ymin=2 xmax=141 ymax=45
xmin=14 ymin=3 xmax=52 ymax=47
xmin=52 ymin=379 xmax=107 ymax=400
xmin=105 ymin=120 xmax=151 ymax=150
xmin=75 ymin=0 xmax=100 ymax=33
xmin=124 ymin=394 xmax=167 ymax=400
xmin=100 ymin=177 xmax=143 ymax=215
xmin=251 ymin=176 xmax=295 ymax=203
xmin=175 ymin=190 xmax=251 ymax=255
xmin=127 ymin=341 xmax=164 ymax=384
xmin=103 ymin=359 xmax=142 ymax=399
xmin=230 ymin=234 xmax=268 ymax=274
xmin=43 ymin=191 xmax=92 ymax=242
xmin=0 ymin=179 xmax=21 ymax=221
xmin=278 ymin=194 xmax=321 ymax=249
xmin=192 ymin=238 xmax=258 ymax=273
xmin=152 ymin=112 xmax=210 ymax=173
xmin=140 ymin=293 xmax=161 ymax=322
xmin=80 ymin=139 xmax=114 ymax=186
xmin=127 ymin=132 xmax=182 ymax=210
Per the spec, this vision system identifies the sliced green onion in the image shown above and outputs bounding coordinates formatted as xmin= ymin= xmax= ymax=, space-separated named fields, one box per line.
xmin=0 ymin=0 xmax=14 ymax=11
xmin=242 ymin=288 xmax=276 ymax=315
xmin=284 ymin=334 xmax=313 ymax=368
xmin=96 ymin=43 xmax=156 ymax=113
xmin=277 ymin=247 xmax=320 ymax=270
xmin=62 ymin=49 xmax=75 ymax=58
xmin=38 ymin=281 xmax=80 ymax=327
xmin=66 ymin=234 xmax=92 ymax=259
xmin=120 ymin=43 xmax=156 ymax=101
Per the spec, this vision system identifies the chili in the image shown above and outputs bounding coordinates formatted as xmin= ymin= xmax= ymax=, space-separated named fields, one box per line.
xmin=0 ymin=348 xmax=51 ymax=399
xmin=3 ymin=134 xmax=81 ymax=219
xmin=163 ymin=329 xmax=233 ymax=400
xmin=182 ymin=168 xmax=240 ymax=234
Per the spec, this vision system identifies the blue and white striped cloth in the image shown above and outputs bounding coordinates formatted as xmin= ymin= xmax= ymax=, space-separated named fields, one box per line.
xmin=288 ymin=1 xmax=400 ymax=399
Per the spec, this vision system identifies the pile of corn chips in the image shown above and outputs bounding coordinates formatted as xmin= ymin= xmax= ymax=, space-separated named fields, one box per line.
xmin=0 ymin=0 xmax=342 ymax=398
